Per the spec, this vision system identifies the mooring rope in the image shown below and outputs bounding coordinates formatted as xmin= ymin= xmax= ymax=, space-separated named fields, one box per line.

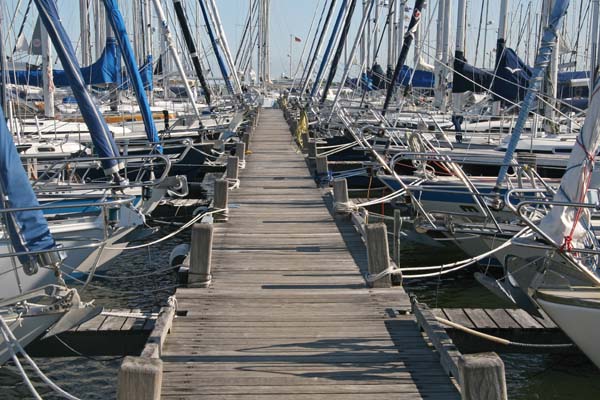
xmin=434 ymin=316 xmax=574 ymax=349
xmin=0 ymin=315 xmax=81 ymax=400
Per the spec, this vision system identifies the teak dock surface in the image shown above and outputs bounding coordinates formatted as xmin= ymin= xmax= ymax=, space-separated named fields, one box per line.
xmin=160 ymin=109 xmax=459 ymax=399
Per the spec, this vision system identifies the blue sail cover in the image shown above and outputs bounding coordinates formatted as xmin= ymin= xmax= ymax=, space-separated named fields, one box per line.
xmin=452 ymin=50 xmax=493 ymax=93
xmin=397 ymin=66 xmax=434 ymax=88
xmin=102 ymin=0 xmax=160 ymax=149
xmin=4 ymin=37 xmax=122 ymax=87
xmin=33 ymin=0 xmax=121 ymax=174
xmin=0 ymin=104 xmax=55 ymax=263
xmin=491 ymin=40 xmax=533 ymax=104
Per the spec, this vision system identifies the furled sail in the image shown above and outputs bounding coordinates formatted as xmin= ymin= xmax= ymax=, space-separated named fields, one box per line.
xmin=4 ymin=37 xmax=122 ymax=87
xmin=102 ymin=0 xmax=160 ymax=148
xmin=0 ymin=104 xmax=56 ymax=267
xmin=538 ymin=76 xmax=600 ymax=250
xmin=490 ymin=39 xmax=533 ymax=104
xmin=33 ymin=0 xmax=122 ymax=174
xmin=451 ymin=51 xmax=493 ymax=94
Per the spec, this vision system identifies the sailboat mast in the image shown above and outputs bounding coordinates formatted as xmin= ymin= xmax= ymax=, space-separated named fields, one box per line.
xmin=79 ymin=0 xmax=90 ymax=66
xmin=205 ymin=0 xmax=242 ymax=94
xmin=492 ymin=0 xmax=509 ymax=116
xmin=0 ymin=6 xmax=6 ymax=111
xmin=152 ymin=0 xmax=203 ymax=120
xmin=40 ymin=23 xmax=54 ymax=118
xmin=434 ymin=0 xmax=446 ymax=109
xmin=300 ymin=0 xmax=338 ymax=98
xmin=386 ymin=0 xmax=395 ymax=80
xmin=329 ymin=0 xmax=374 ymax=112
xmin=543 ymin=0 xmax=559 ymax=134
xmin=173 ymin=0 xmax=212 ymax=105
xmin=382 ymin=0 xmax=425 ymax=115
xmin=320 ymin=0 xmax=358 ymax=104
xmin=94 ymin=1 xmax=105 ymax=60
xmin=590 ymin=0 xmax=599 ymax=91
xmin=309 ymin=0 xmax=348 ymax=99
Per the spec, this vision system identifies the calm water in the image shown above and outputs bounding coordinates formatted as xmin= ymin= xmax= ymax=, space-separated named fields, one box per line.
xmin=1 ymin=211 xmax=600 ymax=398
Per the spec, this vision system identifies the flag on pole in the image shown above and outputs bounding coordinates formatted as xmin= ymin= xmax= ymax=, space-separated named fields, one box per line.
xmin=294 ymin=36 xmax=302 ymax=43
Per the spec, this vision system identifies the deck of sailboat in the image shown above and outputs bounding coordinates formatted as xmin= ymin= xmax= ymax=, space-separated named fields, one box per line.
xmin=159 ymin=109 xmax=459 ymax=399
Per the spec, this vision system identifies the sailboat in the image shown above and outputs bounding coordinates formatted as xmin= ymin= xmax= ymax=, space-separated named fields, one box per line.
xmin=468 ymin=0 xmax=600 ymax=368
xmin=0 ymin=99 xmax=99 ymax=365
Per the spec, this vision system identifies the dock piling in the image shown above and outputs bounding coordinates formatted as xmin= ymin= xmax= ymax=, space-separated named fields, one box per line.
xmin=459 ymin=352 xmax=507 ymax=400
xmin=214 ymin=179 xmax=228 ymax=218
xmin=308 ymin=139 xmax=317 ymax=161
xmin=316 ymin=155 xmax=329 ymax=177
xmin=333 ymin=178 xmax=352 ymax=214
xmin=242 ymin=132 xmax=250 ymax=149
xmin=227 ymin=156 xmax=239 ymax=181
xmin=235 ymin=142 xmax=246 ymax=163
xmin=189 ymin=223 xmax=213 ymax=287
xmin=117 ymin=356 xmax=162 ymax=400
xmin=365 ymin=223 xmax=392 ymax=288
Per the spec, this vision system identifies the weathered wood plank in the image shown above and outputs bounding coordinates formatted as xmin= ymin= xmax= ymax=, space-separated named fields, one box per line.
xmin=160 ymin=108 xmax=458 ymax=399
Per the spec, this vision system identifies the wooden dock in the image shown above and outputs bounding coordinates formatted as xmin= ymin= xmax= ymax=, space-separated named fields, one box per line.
xmin=158 ymin=109 xmax=460 ymax=399
xmin=26 ymin=309 xmax=155 ymax=357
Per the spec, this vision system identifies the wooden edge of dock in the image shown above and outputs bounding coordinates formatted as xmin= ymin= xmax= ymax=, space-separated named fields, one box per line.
xmin=412 ymin=301 xmax=508 ymax=400
xmin=116 ymin=305 xmax=176 ymax=400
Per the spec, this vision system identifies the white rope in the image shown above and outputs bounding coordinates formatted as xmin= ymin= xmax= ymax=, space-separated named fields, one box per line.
xmin=0 ymin=315 xmax=81 ymax=400
xmin=0 ymin=317 xmax=41 ymax=400
xmin=400 ymin=228 xmax=529 ymax=279
xmin=435 ymin=316 xmax=573 ymax=348
xmin=227 ymin=178 xmax=240 ymax=190
xmin=100 ymin=311 xmax=158 ymax=319
xmin=104 ymin=208 xmax=226 ymax=251
xmin=364 ymin=265 xmax=402 ymax=283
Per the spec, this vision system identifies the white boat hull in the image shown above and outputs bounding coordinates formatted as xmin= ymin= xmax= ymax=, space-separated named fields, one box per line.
xmin=537 ymin=297 xmax=600 ymax=369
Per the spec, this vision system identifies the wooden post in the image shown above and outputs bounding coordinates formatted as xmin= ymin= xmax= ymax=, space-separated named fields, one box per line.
xmin=188 ymin=224 xmax=213 ymax=287
xmin=227 ymin=156 xmax=239 ymax=181
xmin=316 ymin=156 xmax=328 ymax=176
xmin=235 ymin=142 xmax=246 ymax=163
xmin=301 ymin=132 xmax=309 ymax=150
xmin=308 ymin=140 xmax=317 ymax=160
xmin=242 ymin=132 xmax=250 ymax=149
xmin=117 ymin=356 xmax=162 ymax=400
xmin=214 ymin=179 xmax=228 ymax=216
xmin=365 ymin=223 xmax=392 ymax=288
xmin=393 ymin=209 xmax=401 ymax=265
xmin=458 ymin=353 xmax=507 ymax=400
xmin=333 ymin=178 xmax=351 ymax=214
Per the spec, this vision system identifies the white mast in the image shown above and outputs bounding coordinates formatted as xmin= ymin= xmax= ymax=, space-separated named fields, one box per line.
xmin=542 ymin=0 xmax=559 ymax=134
xmin=329 ymin=0 xmax=374 ymax=114
xmin=40 ymin=23 xmax=54 ymax=118
xmin=372 ymin=0 xmax=379 ymax=64
xmin=94 ymin=0 xmax=105 ymax=60
xmin=385 ymin=0 xmax=394 ymax=76
xmin=451 ymin=0 xmax=467 ymax=119
xmin=79 ymin=0 xmax=90 ymax=66
xmin=591 ymin=0 xmax=600 ymax=92
xmin=152 ymin=0 xmax=202 ymax=120
xmin=142 ymin=0 xmax=153 ymax=102
xmin=492 ymin=0 xmax=509 ymax=116
xmin=396 ymin=0 xmax=405 ymax=61
xmin=360 ymin=0 xmax=367 ymax=67
xmin=433 ymin=0 xmax=446 ymax=109
xmin=205 ymin=0 xmax=243 ymax=94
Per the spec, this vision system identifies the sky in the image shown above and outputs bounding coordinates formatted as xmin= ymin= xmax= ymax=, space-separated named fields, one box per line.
xmin=1 ymin=1 xmax=594 ymax=80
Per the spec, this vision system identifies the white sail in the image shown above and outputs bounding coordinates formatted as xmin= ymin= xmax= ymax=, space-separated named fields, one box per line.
xmin=538 ymin=79 xmax=600 ymax=250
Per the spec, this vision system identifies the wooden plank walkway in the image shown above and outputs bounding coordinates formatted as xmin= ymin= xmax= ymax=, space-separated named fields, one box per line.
xmin=161 ymin=109 xmax=459 ymax=399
